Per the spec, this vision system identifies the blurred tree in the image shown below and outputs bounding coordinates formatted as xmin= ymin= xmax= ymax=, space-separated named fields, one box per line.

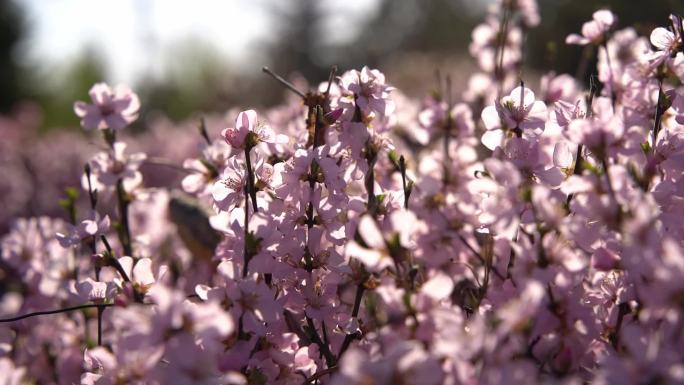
xmin=7 ymin=0 xmax=684 ymax=129
xmin=137 ymin=38 xmax=233 ymax=124
xmin=25 ymin=47 xmax=108 ymax=131
xmin=0 ymin=0 xmax=25 ymax=112
xmin=137 ymin=37 xmax=301 ymax=122
xmin=529 ymin=0 xmax=684 ymax=81
xmin=263 ymin=0 xmax=330 ymax=91
xmin=329 ymin=0 xmax=478 ymax=70
xmin=343 ymin=0 xmax=475 ymax=64
xmin=341 ymin=0 xmax=684 ymax=89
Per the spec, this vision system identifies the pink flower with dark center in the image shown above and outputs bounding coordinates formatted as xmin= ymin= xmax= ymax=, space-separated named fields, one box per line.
xmin=227 ymin=279 xmax=278 ymax=336
xmin=221 ymin=109 xmax=287 ymax=149
xmin=181 ymin=139 xmax=232 ymax=195
xmin=645 ymin=16 xmax=683 ymax=69
xmin=211 ymin=157 xmax=247 ymax=212
xmin=211 ymin=153 xmax=276 ymax=213
xmin=117 ymin=256 xmax=164 ymax=296
xmin=481 ymin=86 xmax=547 ymax=150
xmin=339 ymin=66 xmax=395 ymax=121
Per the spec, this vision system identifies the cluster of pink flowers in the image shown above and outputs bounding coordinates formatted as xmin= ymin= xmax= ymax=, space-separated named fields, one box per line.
xmin=2 ymin=3 xmax=684 ymax=384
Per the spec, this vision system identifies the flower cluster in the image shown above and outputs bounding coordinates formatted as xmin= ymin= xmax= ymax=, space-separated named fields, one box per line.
xmin=2 ymin=3 xmax=684 ymax=385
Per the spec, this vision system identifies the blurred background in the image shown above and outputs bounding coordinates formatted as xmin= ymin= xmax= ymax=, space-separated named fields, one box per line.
xmin=2 ymin=0 xmax=683 ymax=128
xmin=0 ymin=0 xmax=682 ymax=233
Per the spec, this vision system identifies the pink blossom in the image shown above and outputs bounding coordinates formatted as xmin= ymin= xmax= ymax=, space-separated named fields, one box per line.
xmin=221 ymin=109 xmax=287 ymax=149
xmin=566 ymin=112 xmax=623 ymax=152
xmin=345 ymin=210 xmax=417 ymax=272
xmin=554 ymin=99 xmax=586 ymax=128
xmin=566 ymin=10 xmax=617 ymax=45
xmin=117 ymin=256 xmax=164 ymax=296
xmin=56 ymin=212 xmax=110 ymax=248
xmin=470 ymin=17 xmax=523 ymax=73
xmin=669 ymin=89 xmax=684 ymax=125
xmin=332 ymin=342 xmax=443 ymax=385
xmin=420 ymin=271 xmax=455 ymax=301
xmin=592 ymin=247 xmax=621 ymax=271
xmin=5 ymin=8 xmax=684 ymax=385
xmin=85 ymin=141 xmax=146 ymax=192
xmin=339 ymin=66 xmax=394 ymax=120
xmin=211 ymin=157 xmax=248 ymax=212
xmin=74 ymin=83 xmax=140 ymax=130
xmin=0 ymin=358 xmax=26 ymax=385
xmin=418 ymin=102 xmax=476 ymax=144
xmin=498 ymin=137 xmax=564 ymax=187
xmin=74 ymin=278 xmax=117 ymax=303
xmin=181 ymin=139 xmax=232 ymax=195
xmin=645 ymin=16 xmax=683 ymax=69
xmin=227 ymin=279 xmax=278 ymax=336
xmin=481 ymin=86 xmax=547 ymax=150
xmin=540 ymin=72 xmax=580 ymax=104
xmin=212 ymin=153 xmax=276 ymax=212
xmin=516 ymin=0 xmax=540 ymax=28
xmin=463 ymin=72 xmax=496 ymax=104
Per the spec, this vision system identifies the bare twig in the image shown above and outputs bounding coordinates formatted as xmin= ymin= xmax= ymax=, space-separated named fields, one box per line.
xmin=262 ymin=66 xmax=306 ymax=98
xmin=0 ymin=303 xmax=114 ymax=323
xmin=301 ymin=366 xmax=339 ymax=385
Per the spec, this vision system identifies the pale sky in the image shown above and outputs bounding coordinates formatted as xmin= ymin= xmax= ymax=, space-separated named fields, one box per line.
xmin=16 ymin=0 xmax=380 ymax=84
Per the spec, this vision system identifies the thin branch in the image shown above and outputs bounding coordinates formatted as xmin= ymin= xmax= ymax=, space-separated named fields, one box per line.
xmin=97 ymin=305 xmax=105 ymax=345
xmin=495 ymin=2 xmax=512 ymax=92
xmin=83 ymin=164 xmax=106 ymax=344
xmin=301 ymin=366 xmax=339 ymax=385
xmin=306 ymin=316 xmax=336 ymax=368
xmin=144 ymin=157 xmax=192 ymax=173
xmin=609 ymin=302 xmax=631 ymax=350
xmin=337 ymin=283 xmax=365 ymax=358
xmin=601 ymin=157 xmax=617 ymax=204
xmin=567 ymin=77 xmax=597 ymax=206
xmin=324 ymin=66 xmax=338 ymax=97
xmin=115 ymin=180 xmax=133 ymax=256
xmin=575 ymin=45 xmax=595 ymax=82
xmin=399 ymin=155 xmax=412 ymax=210
xmin=456 ymin=233 xmax=505 ymax=281
xmin=244 ymin=147 xmax=259 ymax=212
xmin=652 ymin=79 xmax=664 ymax=147
xmin=100 ymin=236 xmax=133 ymax=284
xmin=0 ymin=303 xmax=114 ymax=323
xmin=443 ymin=75 xmax=453 ymax=188
xmin=602 ymin=41 xmax=616 ymax=108
xmin=100 ymin=235 xmax=113 ymax=253
xmin=199 ymin=117 xmax=212 ymax=145
xmin=262 ymin=66 xmax=306 ymax=99
xmin=84 ymin=164 xmax=98 ymax=210
xmin=243 ymin=185 xmax=251 ymax=278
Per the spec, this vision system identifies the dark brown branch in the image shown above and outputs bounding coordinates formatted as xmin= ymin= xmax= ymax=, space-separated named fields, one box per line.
xmin=0 ymin=303 xmax=114 ymax=323
xmin=337 ymin=283 xmax=365 ymax=358
xmin=301 ymin=366 xmax=339 ymax=385
xmin=262 ymin=66 xmax=306 ymax=99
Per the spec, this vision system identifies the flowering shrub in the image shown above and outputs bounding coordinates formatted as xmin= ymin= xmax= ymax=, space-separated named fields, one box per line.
xmin=2 ymin=2 xmax=684 ymax=384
